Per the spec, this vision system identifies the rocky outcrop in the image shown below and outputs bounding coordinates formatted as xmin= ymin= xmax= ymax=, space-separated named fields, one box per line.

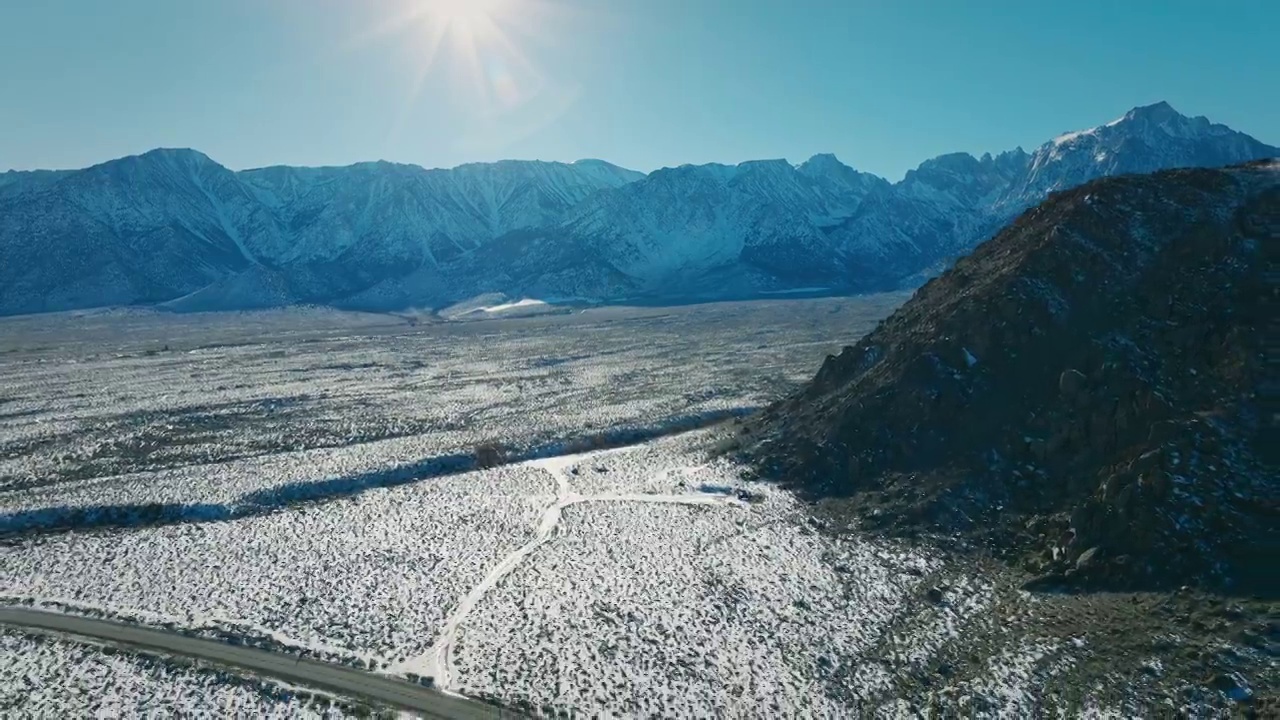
xmin=745 ymin=161 xmax=1279 ymax=594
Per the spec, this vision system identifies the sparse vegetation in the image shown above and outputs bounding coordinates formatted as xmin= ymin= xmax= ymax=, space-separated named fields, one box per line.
xmin=0 ymin=295 xmax=902 ymax=498
xmin=8 ymin=282 xmax=1264 ymax=715
xmin=746 ymin=164 xmax=1279 ymax=714
xmin=1 ymin=627 xmax=387 ymax=717
xmin=472 ymin=442 xmax=506 ymax=469
xmin=707 ymin=430 xmax=742 ymax=458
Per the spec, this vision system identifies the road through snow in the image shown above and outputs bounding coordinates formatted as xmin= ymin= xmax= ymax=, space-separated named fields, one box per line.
xmin=390 ymin=451 xmax=744 ymax=688
xmin=0 ymin=607 xmax=507 ymax=719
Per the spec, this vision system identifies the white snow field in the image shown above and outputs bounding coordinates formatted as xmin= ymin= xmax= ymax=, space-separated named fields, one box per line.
xmin=447 ymin=474 xmax=936 ymax=716
xmin=0 ymin=296 xmax=907 ymax=510
xmin=440 ymin=438 xmax=1079 ymax=718
xmin=2 ymin=431 xmax=1061 ymax=717
xmin=0 ymin=298 xmax=1151 ymax=717
xmin=0 ymin=628 xmax=357 ymax=718
xmin=1 ymin=464 xmax=555 ymax=667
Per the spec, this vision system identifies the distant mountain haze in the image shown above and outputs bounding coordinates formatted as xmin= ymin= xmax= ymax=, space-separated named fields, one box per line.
xmin=1 ymin=102 xmax=1275 ymax=316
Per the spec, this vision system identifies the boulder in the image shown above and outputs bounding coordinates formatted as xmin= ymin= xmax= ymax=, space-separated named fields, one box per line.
xmin=1059 ymin=368 xmax=1088 ymax=400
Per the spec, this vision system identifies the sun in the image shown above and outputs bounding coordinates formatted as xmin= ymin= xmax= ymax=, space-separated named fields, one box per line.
xmin=383 ymin=0 xmax=521 ymax=55
xmin=424 ymin=0 xmax=508 ymax=33
xmin=359 ymin=0 xmax=535 ymax=108
xmin=346 ymin=0 xmax=585 ymax=148
xmin=418 ymin=0 xmax=514 ymax=67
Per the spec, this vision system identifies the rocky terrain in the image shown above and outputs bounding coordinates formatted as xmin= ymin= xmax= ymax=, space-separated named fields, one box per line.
xmin=730 ymin=160 xmax=1279 ymax=714
xmin=743 ymin=160 xmax=1278 ymax=595
xmin=1 ymin=102 xmax=1275 ymax=316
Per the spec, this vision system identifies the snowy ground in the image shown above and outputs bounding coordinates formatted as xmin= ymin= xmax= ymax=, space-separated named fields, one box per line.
xmin=0 ymin=296 xmax=1214 ymax=717
xmin=0 ymin=295 xmax=906 ymax=508
xmin=2 ymin=464 xmax=554 ymax=667
xmin=448 ymin=448 xmax=945 ymax=717
xmin=0 ymin=628 xmax=361 ymax=718
xmin=1 ymin=431 xmax=1118 ymax=717
xmin=438 ymin=437 xmax=1107 ymax=718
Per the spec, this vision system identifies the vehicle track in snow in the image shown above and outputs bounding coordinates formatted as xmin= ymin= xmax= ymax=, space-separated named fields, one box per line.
xmin=390 ymin=450 xmax=744 ymax=688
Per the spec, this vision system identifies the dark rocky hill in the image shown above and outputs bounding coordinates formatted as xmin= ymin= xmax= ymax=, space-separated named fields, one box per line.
xmin=744 ymin=160 xmax=1278 ymax=595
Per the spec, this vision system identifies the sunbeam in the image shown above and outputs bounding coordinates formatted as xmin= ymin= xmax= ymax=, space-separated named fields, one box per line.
xmin=349 ymin=0 xmax=579 ymax=150
xmin=364 ymin=1 xmax=549 ymax=106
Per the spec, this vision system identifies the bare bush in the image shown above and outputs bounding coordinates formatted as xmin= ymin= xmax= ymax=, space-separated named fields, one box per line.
xmin=473 ymin=442 xmax=506 ymax=469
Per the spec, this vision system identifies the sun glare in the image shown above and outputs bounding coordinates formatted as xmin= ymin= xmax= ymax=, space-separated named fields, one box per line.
xmin=348 ymin=0 xmax=585 ymax=150
xmin=426 ymin=0 xmax=508 ymax=32
xmin=364 ymin=0 xmax=538 ymax=111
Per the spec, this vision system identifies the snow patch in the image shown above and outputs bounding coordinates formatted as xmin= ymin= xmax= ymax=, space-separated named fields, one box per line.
xmin=758 ymin=287 xmax=831 ymax=295
xmin=471 ymin=298 xmax=548 ymax=314
xmin=1052 ymin=129 xmax=1096 ymax=146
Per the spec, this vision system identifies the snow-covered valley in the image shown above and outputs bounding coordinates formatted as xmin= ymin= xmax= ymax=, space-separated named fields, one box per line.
xmin=0 ymin=299 xmax=1265 ymax=717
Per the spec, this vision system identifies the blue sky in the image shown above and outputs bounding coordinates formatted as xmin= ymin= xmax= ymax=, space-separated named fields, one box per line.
xmin=1 ymin=0 xmax=1276 ymax=179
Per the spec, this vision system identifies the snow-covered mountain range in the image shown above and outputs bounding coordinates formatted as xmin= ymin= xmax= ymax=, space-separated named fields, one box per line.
xmin=1 ymin=102 xmax=1275 ymax=316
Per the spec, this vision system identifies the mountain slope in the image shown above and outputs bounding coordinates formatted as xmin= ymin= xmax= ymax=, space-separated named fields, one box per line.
xmin=0 ymin=169 xmax=74 ymax=200
xmin=480 ymin=102 xmax=1276 ymax=301
xmin=1010 ymin=101 xmax=1280 ymax=204
xmin=0 ymin=102 xmax=1275 ymax=316
xmin=831 ymin=149 xmax=1032 ymax=274
xmin=0 ymin=149 xmax=269 ymax=315
xmin=560 ymin=160 xmax=853 ymax=285
xmin=239 ymin=158 xmax=643 ymax=268
xmin=0 ymin=153 xmax=642 ymax=315
xmin=743 ymin=160 xmax=1279 ymax=593
xmin=832 ymin=101 xmax=1280 ymax=274
xmin=475 ymin=155 xmax=893 ymax=298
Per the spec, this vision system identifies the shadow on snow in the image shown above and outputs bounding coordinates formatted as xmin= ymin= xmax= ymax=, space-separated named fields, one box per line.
xmin=0 ymin=407 xmax=755 ymax=536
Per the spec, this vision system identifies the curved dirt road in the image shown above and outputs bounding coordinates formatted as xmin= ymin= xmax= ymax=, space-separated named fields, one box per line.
xmin=0 ymin=607 xmax=515 ymax=719
xmin=390 ymin=453 xmax=744 ymax=688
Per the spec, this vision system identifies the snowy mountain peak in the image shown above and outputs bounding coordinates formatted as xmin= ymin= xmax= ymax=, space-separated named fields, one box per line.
xmin=1 ymin=103 xmax=1275 ymax=317
xmin=82 ymin=148 xmax=222 ymax=177
xmin=804 ymin=152 xmax=841 ymax=163
xmin=1116 ymin=101 xmax=1237 ymax=141
xmin=797 ymin=153 xmax=845 ymax=171
xmin=736 ymin=158 xmax=794 ymax=173
xmin=1021 ymin=103 xmax=1277 ymax=204
xmin=1053 ymin=101 xmax=1234 ymax=149
xmin=138 ymin=147 xmax=214 ymax=161
xmin=573 ymin=160 xmax=646 ymax=186
xmin=913 ymin=152 xmax=985 ymax=176
xmin=795 ymin=153 xmax=864 ymax=179
xmin=656 ymin=162 xmax=741 ymax=184
xmin=974 ymin=148 xmax=1031 ymax=169
xmin=572 ymin=157 xmax=645 ymax=175
xmin=795 ymin=154 xmax=889 ymax=202
xmin=135 ymin=147 xmax=226 ymax=171
xmin=1119 ymin=100 xmax=1181 ymax=123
